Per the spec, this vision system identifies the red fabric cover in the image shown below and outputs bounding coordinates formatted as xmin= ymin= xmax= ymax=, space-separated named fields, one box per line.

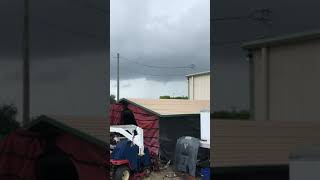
xmin=109 ymin=103 xmax=160 ymax=155
xmin=55 ymin=133 xmax=108 ymax=180
xmin=0 ymin=129 xmax=109 ymax=180
xmin=0 ymin=129 xmax=44 ymax=180
xmin=128 ymin=104 xmax=160 ymax=155
xmin=109 ymin=103 xmax=124 ymax=125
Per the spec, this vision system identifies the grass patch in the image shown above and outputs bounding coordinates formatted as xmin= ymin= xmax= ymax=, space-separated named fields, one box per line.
xmin=212 ymin=110 xmax=250 ymax=119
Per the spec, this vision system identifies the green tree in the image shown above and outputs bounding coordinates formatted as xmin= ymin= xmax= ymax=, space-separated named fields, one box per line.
xmin=0 ymin=104 xmax=20 ymax=139
xmin=160 ymin=95 xmax=188 ymax=99
xmin=212 ymin=110 xmax=250 ymax=119
xmin=110 ymin=94 xmax=116 ymax=104
xmin=159 ymin=95 xmax=171 ymax=99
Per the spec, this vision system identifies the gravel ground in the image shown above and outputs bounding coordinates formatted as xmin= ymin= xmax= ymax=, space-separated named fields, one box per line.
xmin=142 ymin=167 xmax=199 ymax=180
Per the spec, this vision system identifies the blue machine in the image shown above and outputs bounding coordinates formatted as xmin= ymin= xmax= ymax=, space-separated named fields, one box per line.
xmin=111 ymin=139 xmax=151 ymax=172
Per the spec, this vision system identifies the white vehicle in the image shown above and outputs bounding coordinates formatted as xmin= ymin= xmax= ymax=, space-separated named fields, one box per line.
xmin=110 ymin=125 xmax=145 ymax=155
xmin=110 ymin=125 xmax=151 ymax=180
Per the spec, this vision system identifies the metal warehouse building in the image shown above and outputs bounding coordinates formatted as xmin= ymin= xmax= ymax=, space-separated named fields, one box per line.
xmin=186 ymin=71 xmax=210 ymax=100
xmin=243 ymin=30 xmax=320 ymax=121
xmin=211 ymin=31 xmax=320 ymax=178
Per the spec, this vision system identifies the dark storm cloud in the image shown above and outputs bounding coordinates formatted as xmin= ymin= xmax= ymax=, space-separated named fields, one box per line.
xmin=0 ymin=0 xmax=107 ymax=60
xmin=212 ymin=0 xmax=320 ymax=110
xmin=1 ymin=0 xmax=107 ymax=92
xmin=2 ymin=60 xmax=71 ymax=84
xmin=0 ymin=0 xmax=108 ymax=120
xmin=110 ymin=0 xmax=210 ymax=81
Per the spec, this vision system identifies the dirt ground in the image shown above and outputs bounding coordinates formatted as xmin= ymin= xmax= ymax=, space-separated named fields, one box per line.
xmin=142 ymin=167 xmax=200 ymax=180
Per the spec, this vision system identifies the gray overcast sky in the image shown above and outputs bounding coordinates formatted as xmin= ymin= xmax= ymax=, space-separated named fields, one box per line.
xmin=0 ymin=0 xmax=108 ymax=121
xmin=212 ymin=0 xmax=320 ymax=111
xmin=110 ymin=0 xmax=210 ymax=99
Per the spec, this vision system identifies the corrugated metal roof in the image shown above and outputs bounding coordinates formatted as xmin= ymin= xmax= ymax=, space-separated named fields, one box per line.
xmin=122 ymin=98 xmax=210 ymax=116
xmin=25 ymin=115 xmax=108 ymax=148
xmin=44 ymin=115 xmax=108 ymax=143
xmin=186 ymin=71 xmax=210 ymax=77
xmin=242 ymin=30 xmax=320 ymax=50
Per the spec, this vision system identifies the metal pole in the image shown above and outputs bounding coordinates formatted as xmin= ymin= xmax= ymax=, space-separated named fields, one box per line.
xmin=22 ymin=0 xmax=30 ymax=125
xmin=117 ymin=53 xmax=120 ymax=102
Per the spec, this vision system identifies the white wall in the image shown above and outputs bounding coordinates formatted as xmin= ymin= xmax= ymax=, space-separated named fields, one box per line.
xmin=188 ymin=74 xmax=210 ymax=100
xmin=252 ymin=39 xmax=320 ymax=121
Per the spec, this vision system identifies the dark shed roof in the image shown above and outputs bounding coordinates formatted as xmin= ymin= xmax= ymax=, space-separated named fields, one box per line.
xmin=242 ymin=30 xmax=320 ymax=50
xmin=24 ymin=115 xmax=107 ymax=148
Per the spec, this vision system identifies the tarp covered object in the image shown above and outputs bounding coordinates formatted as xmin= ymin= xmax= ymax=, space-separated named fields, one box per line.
xmin=174 ymin=136 xmax=200 ymax=176
xmin=0 ymin=129 xmax=43 ymax=180
xmin=0 ymin=129 xmax=108 ymax=180
xmin=111 ymin=139 xmax=151 ymax=172
xmin=55 ymin=133 xmax=108 ymax=180
xmin=110 ymin=103 xmax=160 ymax=156
xmin=159 ymin=115 xmax=200 ymax=161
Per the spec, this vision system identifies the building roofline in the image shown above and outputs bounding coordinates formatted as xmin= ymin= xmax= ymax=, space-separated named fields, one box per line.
xmin=24 ymin=115 xmax=107 ymax=148
xmin=119 ymin=98 xmax=162 ymax=117
xmin=186 ymin=71 xmax=210 ymax=77
xmin=242 ymin=30 xmax=320 ymax=50
xmin=119 ymin=98 xmax=206 ymax=117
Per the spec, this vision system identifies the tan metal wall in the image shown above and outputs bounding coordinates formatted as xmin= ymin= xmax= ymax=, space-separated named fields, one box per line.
xmin=188 ymin=74 xmax=210 ymax=100
xmin=188 ymin=76 xmax=194 ymax=99
xmin=252 ymin=39 xmax=320 ymax=121
xmin=211 ymin=119 xmax=320 ymax=167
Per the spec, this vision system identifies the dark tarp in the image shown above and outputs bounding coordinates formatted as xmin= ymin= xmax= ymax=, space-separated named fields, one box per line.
xmin=111 ymin=139 xmax=151 ymax=172
xmin=159 ymin=115 xmax=200 ymax=161
xmin=55 ymin=133 xmax=108 ymax=180
xmin=35 ymin=143 xmax=79 ymax=180
xmin=0 ymin=129 xmax=43 ymax=180
xmin=0 ymin=128 xmax=108 ymax=180
xmin=122 ymin=102 xmax=138 ymax=126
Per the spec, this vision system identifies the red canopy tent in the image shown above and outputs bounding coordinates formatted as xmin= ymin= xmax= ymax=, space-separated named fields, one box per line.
xmin=0 ymin=116 xmax=109 ymax=180
xmin=110 ymin=103 xmax=160 ymax=156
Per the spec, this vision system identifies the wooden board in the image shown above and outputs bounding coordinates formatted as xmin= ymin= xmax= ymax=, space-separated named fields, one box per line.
xmin=211 ymin=119 xmax=320 ymax=167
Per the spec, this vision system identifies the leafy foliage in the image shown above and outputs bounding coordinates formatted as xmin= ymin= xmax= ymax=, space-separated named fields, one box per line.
xmin=159 ymin=95 xmax=188 ymax=99
xmin=212 ymin=110 xmax=250 ymax=119
xmin=0 ymin=104 xmax=20 ymax=138
xmin=110 ymin=94 xmax=116 ymax=104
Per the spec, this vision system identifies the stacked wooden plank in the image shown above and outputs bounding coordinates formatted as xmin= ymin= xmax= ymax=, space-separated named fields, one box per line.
xmin=211 ymin=119 xmax=320 ymax=167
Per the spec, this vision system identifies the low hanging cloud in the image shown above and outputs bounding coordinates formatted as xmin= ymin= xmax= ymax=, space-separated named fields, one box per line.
xmin=110 ymin=0 xmax=210 ymax=82
xmin=0 ymin=0 xmax=108 ymax=60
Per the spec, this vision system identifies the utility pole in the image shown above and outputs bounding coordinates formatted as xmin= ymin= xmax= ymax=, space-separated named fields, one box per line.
xmin=22 ymin=0 xmax=30 ymax=125
xmin=117 ymin=53 xmax=120 ymax=102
